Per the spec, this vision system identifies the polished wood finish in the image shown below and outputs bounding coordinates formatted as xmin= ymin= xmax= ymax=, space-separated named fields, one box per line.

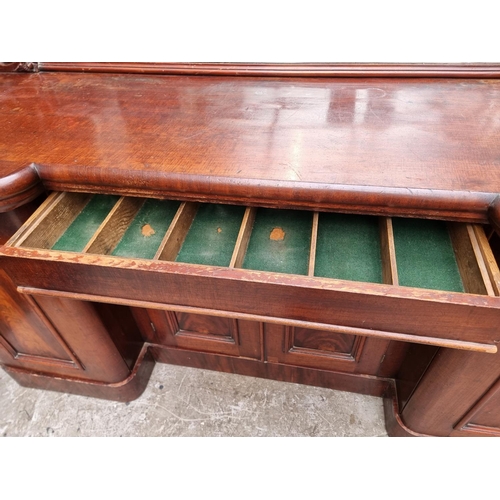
xmin=401 ymin=347 xmax=500 ymax=436
xmin=2 ymin=65 xmax=500 ymax=436
xmin=38 ymin=62 xmax=500 ymax=78
xmin=1 ymin=72 xmax=500 ymax=225
xmin=0 ymin=161 xmax=45 ymax=212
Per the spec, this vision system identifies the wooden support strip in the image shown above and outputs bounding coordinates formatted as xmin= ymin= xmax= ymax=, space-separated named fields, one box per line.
xmin=7 ymin=191 xmax=64 ymax=247
xmin=448 ymin=222 xmax=494 ymax=296
xmin=379 ymin=217 xmax=398 ymax=285
xmin=472 ymin=224 xmax=500 ymax=296
xmin=12 ymin=192 xmax=92 ymax=249
xmin=307 ymin=212 xmax=319 ymax=277
xmin=18 ymin=286 xmax=498 ymax=354
xmin=83 ymin=197 xmax=145 ymax=254
xmin=154 ymin=202 xmax=199 ymax=261
xmin=229 ymin=207 xmax=257 ymax=268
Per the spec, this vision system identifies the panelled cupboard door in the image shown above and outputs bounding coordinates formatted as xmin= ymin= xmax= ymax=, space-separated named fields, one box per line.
xmin=33 ymin=294 xmax=131 ymax=383
xmin=0 ymin=269 xmax=75 ymax=370
xmin=131 ymin=308 xmax=261 ymax=360
xmin=130 ymin=306 xmax=390 ymax=377
xmin=0 ymin=269 xmax=131 ymax=383
xmin=264 ymin=323 xmax=390 ymax=374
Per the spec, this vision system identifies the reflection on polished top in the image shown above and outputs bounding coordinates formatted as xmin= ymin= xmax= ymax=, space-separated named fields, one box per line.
xmin=1 ymin=72 xmax=500 ymax=218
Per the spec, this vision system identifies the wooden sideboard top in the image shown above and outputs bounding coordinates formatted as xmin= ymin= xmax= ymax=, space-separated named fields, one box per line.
xmin=1 ymin=69 xmax=500 ymax=224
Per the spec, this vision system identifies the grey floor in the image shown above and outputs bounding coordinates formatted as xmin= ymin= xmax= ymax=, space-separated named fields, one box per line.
xmin=0 ymin=363 xmax=387 ymax=437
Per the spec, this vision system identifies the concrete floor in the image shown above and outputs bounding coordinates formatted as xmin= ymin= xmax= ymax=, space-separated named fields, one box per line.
xmin=0 ymin=363 xmax=387 ymax=437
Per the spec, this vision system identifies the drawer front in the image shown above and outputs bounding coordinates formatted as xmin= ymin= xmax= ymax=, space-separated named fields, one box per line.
xmin=7 ymin=257 xmax=500 ymax=352
xmin=2 ymin=191 xmax=500 ymax=353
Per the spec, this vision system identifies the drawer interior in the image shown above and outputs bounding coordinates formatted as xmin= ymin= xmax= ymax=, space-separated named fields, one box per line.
xmin=314 ymin=213 xmax=383 ymax=284
xmin=8 ymin=191 xmax=500 ymax=297
xmin=111 ymin=199 xmax=180 ymax=259
xmin=243 ymin=208 xmax=312 ymax=275
xmin=51 ymin=195 xmax=120 ymax=252
xmin=176 ymin=203 xmax=245 ymax=267
xmin=392 ymin=218 xmax=464 ymax=293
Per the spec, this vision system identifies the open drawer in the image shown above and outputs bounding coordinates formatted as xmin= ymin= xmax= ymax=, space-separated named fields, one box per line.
xmin=2 ymin=191 xmax=500 ymax=353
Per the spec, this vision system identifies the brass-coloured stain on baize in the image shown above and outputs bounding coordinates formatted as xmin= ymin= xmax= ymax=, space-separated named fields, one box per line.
xmin=141 ymin=224 xmax=156 ymax=237
xmin=270 ymin=227 xmax=285 ymax=241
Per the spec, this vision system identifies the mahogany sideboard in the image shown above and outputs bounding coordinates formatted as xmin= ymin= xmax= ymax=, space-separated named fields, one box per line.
xmin=1 ymin=62 xmax=500 ymax=437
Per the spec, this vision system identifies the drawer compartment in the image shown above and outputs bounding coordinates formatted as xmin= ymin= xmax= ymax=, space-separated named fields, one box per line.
xmin=3 ymin=191 xmax=500 ymax=353
xmin=392 ymin=218 xmax=463 ymax=292
xmin=110 ymin=199 xmax=180 ymax=259
xmin=175 ymin=203 xmax=245 ymax=267
xmin=242 ymin=208 xmax=313 ymax=275
xmin=314 ymin=213 xmax=383 ymax=283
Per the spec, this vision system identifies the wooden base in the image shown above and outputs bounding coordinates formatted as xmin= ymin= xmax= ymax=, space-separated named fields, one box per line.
xmin=4 ymin=342 xmax=498 ymax=437
xmin=150 ymin=344 xmax=392 ymax=397
xmin=3 ymin=345 xmax=155 ymax=402
xmin=2 ymin=341 xmax=391 ymax=406
xmin=383 ymin=386 xmax=430 ymax=437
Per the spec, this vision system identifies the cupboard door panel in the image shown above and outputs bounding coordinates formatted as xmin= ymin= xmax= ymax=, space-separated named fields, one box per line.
xmin=31 ymin=295 xmax=132 ymax=382
xmin=264 ymin=323 xmax=390 ymax=375
xmin=132 ymin=308 xmax=261 ymax=360
xmin=1 ymin=265 xmax=133 ymax=382
xmin=176 ymin=312 xmax=234 ymax=340
xmin=0 ymin=269 xmax=72 ymax=363
xmin=292 ymin=327 xmax=356 ymax=355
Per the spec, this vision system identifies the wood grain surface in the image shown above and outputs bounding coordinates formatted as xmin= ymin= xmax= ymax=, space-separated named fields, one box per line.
xmin=1 ymin=72 xmax=500 ymax=223
xmin=38 ymin=62 xmax=500 ymax=78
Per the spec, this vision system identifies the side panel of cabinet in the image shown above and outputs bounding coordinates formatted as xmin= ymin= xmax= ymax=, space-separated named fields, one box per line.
xmin=1 ymin=283 xmax=132 ymax=382
xmin=401 ymin=347 xmax=500 ymax=436
xmin=32 ymin=294 xmax=132 ymax=382
xmin=452 ymin=376 xmax=500 ymax=436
